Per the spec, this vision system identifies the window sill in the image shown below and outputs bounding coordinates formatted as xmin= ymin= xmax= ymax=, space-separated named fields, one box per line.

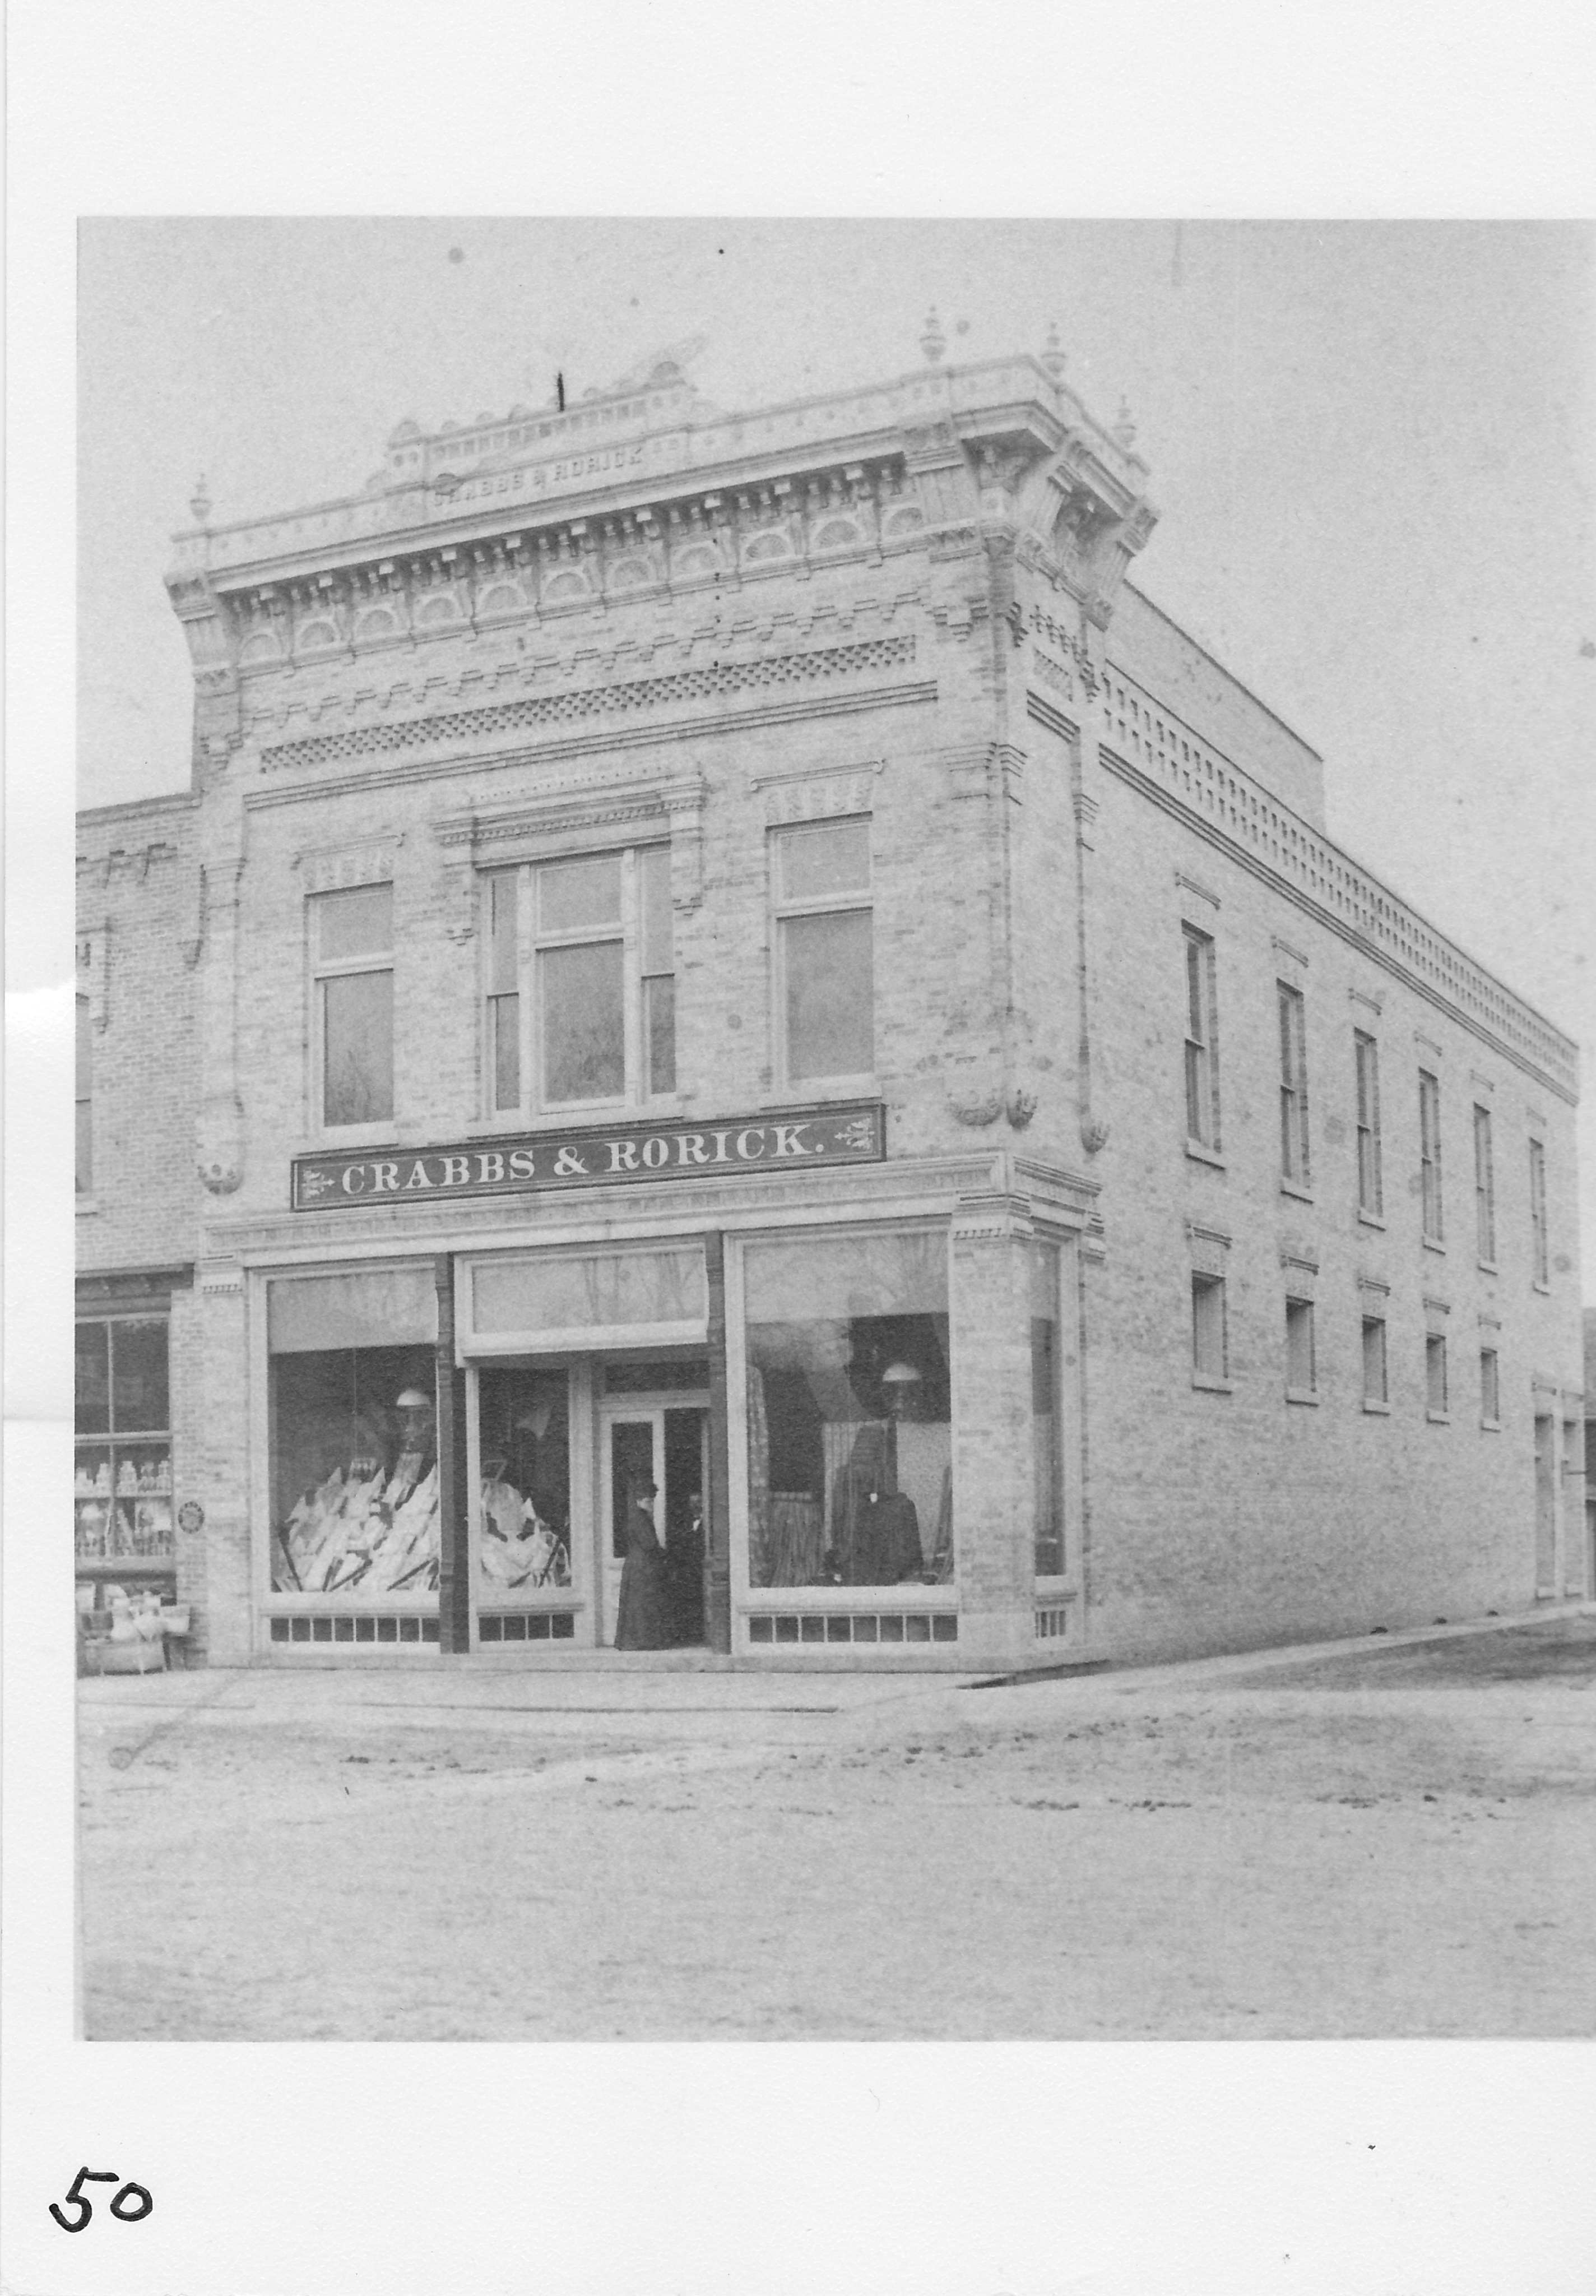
xmin=1279 ymin=1179 xmax=1314 ymax=1205
xmin=312 ymin=1121 xmax=399 ymax=1150
xmin=1191 ymin=1372 xmax=1233 ymax=1394
xmin=1480 ymin=1418 xmax=1501 ymax=1433
xmin=75 ymin=1196 xmax=101 ymax=1216
xmin=1362 ymin=1399 xmax=1392 ymax=1415
xmin=1532 ymin=1281 xmax=1552 ymax=1296
xmin=1185 ymin=1141 xmax=1226 ymax=1171
xmin=1422 ymin=1235 xmax=1446 ymax=1254
xmin=1357 ymin=1211 xmax=1387 ymax=1232
xmin=1427 ymin=1410 xmax=1451 ymax=1425
xmin=764 ymin=1078 xmax=880 ymax=1107
xmin=1285 ymin=1387 xmax=1319 ymax=1406
xmin=463 ymin=1102 xmax=685 ymax=1136
xmin=1477 ymin=1259 xmax=1498 ymax=1276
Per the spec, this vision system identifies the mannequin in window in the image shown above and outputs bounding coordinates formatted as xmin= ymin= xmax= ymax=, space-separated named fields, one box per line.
xmin=480 ymin=1452 xmax=570 ymax=1589
xmin=281 ymin=1383 xmax=439 ymax=1596
xmin=615 ymin=1474 xmax=673 ymax=1649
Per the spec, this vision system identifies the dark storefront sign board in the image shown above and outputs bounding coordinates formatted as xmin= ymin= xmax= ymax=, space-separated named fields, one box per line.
xmin=293 ymin=1103 xmax=885 ymax=1211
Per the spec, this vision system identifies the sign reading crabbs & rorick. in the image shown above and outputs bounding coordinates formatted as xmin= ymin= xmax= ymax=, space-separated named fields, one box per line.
xmin=292 ymin=1103 xmax=885 ymax=1211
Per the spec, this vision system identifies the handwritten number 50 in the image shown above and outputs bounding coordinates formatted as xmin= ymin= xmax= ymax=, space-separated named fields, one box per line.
xmin=49 ymin=2167 xmax=153 ymax=2231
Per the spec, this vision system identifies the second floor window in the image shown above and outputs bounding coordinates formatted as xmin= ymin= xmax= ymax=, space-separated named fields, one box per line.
xmin=773 ymin=819 xmax=874 ymax=1086
xmin=1419 ymin=1070 xmax=1444 ymax=1242
xmin=314 ymin=884 xmax=394 ymax=1128
xmin=1278 ymin=982 xmax=1310 ymax=1186
xmin=1474 ymin=1104 xmax=1496 ymax=1264
xmin=1529 ymin=1138 xmax=1549 ymax=1285
xmin=1182 ymin=927 xmax=1219 ymax=1149
xmin=1354 ymin=1030 xmax=1382 ymax=1218
xmin=483 ymin=847 xmax=675 ymax=1115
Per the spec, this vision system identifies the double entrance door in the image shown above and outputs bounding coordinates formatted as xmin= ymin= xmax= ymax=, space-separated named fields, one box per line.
xmin=597 ymin=1389 xmax=710 ymax=1648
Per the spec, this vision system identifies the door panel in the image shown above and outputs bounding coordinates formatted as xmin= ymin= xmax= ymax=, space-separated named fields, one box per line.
xmin=602 ymin=1415 xmax=658 ymax=1644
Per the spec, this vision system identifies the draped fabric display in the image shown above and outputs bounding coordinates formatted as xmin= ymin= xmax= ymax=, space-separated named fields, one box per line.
xmin=270 ymin=1344 xmax=440 ymax=1601
xmin=268 ymin=1272 xmax=442 ymax=1603
xmin=743 ymin=1230 xmax=953 ymax=1589
xmin=476 ymin=1366 xmax=572 ymax=1596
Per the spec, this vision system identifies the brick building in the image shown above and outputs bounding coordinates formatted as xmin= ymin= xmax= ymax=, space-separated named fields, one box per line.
xmin=76 ymin=329 xmax=1588 ymax=1669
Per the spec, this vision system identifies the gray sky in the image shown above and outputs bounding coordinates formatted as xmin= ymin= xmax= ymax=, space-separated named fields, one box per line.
xmin=76 ymin=218 xmax=1596 ymax=1289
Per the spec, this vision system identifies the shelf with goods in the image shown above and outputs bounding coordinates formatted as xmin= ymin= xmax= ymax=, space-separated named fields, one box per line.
xmin=74 ymin=1438 xmax=175 ymax=1571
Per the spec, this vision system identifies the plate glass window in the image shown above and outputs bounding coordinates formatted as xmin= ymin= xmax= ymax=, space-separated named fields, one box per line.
xmin=476 ymin=1367 xmax=573 ymax=1599
xmin=1278 ymin=984 xmax=1310 ymax=1186
xmin=313 ymin=884 xmax=394 ymax=1128
xmin=774 ymin=820 xmax=873 ymax=1086
xmin=743 ymin=1230 xmax=951 ymax=1589
xmin=1419 ymin=1070 xmax=1444 ymax=1242
xmin=74 ymin=1316 xmax=173 ymax=1578
xmin=267 ymin=1269 xmax=440 ymax=1607
xmin=1354 ymin=1031 xmax=1382 ymax=1216
xmin=1474 ymin=1105 xmax=1496 ymax=1263
xmin=1182 ymin=927 xmax=1219 ymax=1149
xmin=1031 ymin=1242 xmax=1064 ymax=1575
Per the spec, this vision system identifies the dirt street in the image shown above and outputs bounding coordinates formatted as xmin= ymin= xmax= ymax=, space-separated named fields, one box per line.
xmin=78 ymin=1615 xmax=1596 ymax=2041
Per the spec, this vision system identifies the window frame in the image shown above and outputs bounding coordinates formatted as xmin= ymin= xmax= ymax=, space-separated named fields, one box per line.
xmin=1479 ymin=1346 xmax=1501 ymax=1430
xmin=1425 ymin=1332 xmax=1450 ymax=1422
xmin=1190 ymin=1271 xmax=1230 ymax=1390
xmin=1182 ymin=925 xmax=1221 ymax=1153
xmin=771 ymin=816 xmax=876 ymax=1094
xmin=310 ymin=881 xmax=396 ymax=1139
xmin=1285 ymin=1296 xmax=1317 ymax=1403
xmin=1277 ymin=981 xmax=1310 ymax=1190
xmin=74 ymin=1311 xmax=175 ymax=1581
xmin=1353 ymin=1029 xmax=1382 ymax=1219
xmin=1419 ymin=1069 xmax=1444 ymax=1244
xmin=481 ymin=844 xmax=678 ymax=1121
xmin=1361 ymin=1314 xmax=1389 ymax=1412
xmin=1473 ymin=1104 xmax=1496 ymax=1267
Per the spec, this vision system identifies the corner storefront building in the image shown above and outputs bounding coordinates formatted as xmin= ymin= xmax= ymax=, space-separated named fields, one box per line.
xmin=77 ymin=324 xmax=1588 ymax=1669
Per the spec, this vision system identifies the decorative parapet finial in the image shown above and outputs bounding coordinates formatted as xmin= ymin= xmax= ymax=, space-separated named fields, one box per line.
xmin=1041 ymin=322 xmax=1066 ymax=381
xmin=189 ymin=474 xmax=212 ymax=526
xmin=1112 ymin=397 xmax=1138 ymax=450
xmin=920 ymin=306 xmax=947 ymax=365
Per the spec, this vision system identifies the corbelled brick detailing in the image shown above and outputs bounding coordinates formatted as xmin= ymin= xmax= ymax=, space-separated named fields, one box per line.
xmin=260 ymin=635 xmax=918 ymax=775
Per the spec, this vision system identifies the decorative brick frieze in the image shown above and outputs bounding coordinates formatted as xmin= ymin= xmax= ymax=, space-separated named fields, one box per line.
xmin=258 ymin=635 xmax=918 ymax=777
xmin=1101 ymin=665 xmax=1579 ymax=1103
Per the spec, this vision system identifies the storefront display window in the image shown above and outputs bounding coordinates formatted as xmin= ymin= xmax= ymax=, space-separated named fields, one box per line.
xmin=268 ymin=1268 xmax=439 ymax=1602
xmin=743 ymin=1230 xmax=952 ymax=1589
xmin=475 ymin=1367 xmax=572 ymax=1597
xmin=75 ymin=1316 xmax=174 ymax=1572
xmin=1031 ymin=1242 xmax=1065 ymax=1576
